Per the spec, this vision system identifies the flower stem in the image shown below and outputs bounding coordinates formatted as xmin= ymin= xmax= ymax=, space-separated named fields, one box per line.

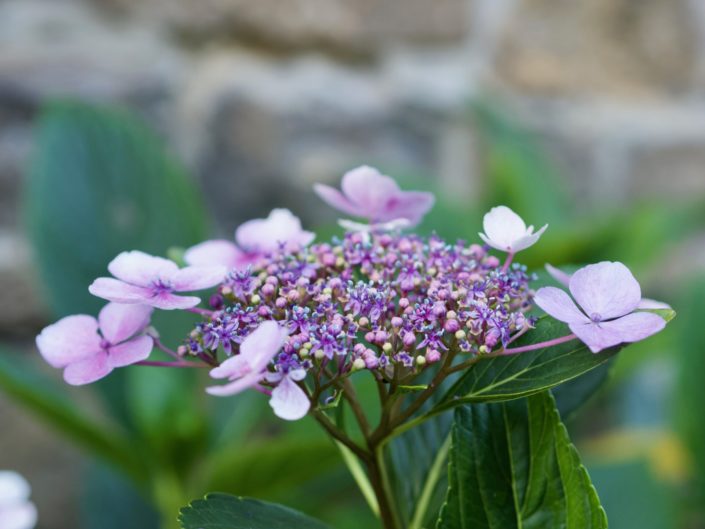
xmin=135 ymin=360 xmax=209 ymax=368
xmin=500 ymin=333 xmax=577 ymax=355
xmin=501 ymin=252 xmax=515 ymax=273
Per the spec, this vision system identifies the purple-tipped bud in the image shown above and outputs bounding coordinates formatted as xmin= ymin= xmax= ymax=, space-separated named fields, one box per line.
xmin=391 ymin=316 xmax=404 ymax=328
xmin=432 ymin=302 xmax=446 ymax=317
xmin=425 ymin=348 xmax=441 ymax=363
xmin=374 ymin=330 xmax=387 ymax=343
xmin=258 ymin=306 xmax=271 ymax=317
xmin=266 ymin=275 xmax=279 ymax=285
xmin=354 ymin=343 xmax=366 ymax=355
xmin=261 ymin=283 xmax=276 ymax=296
xmin=399 ymin=297 xmax=410 ymax=308
xmin=485 ymin=328 xmax=500 ymax=348
xmin=365 ymin=331 xmax=376 ymax=343
xmin=275 ymin=297 xmax=287 ymax=308
xmin=444 ymin=319 xmax=460 ymax=333
xmin=287 ymin=290 xmax=300 ymax=302
xmin=403 ymin=331 xmax=416 ymax=347
xmin=486 ymin=256 xmax=500 ymax=268
xmin=209 ymin=294 xmax=224 ymax=309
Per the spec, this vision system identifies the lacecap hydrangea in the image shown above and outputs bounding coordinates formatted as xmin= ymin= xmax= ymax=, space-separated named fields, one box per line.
xmin=36 ymin=165 xmax=667 ymax=421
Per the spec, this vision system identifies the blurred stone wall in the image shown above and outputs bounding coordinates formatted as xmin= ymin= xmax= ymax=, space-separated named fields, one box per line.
xmin=2 ymin=0 xmax=705 ymax=331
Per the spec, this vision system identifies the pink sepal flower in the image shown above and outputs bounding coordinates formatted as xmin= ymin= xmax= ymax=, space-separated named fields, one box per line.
xmin=534 ymin=262 xmax=666 ymax=353
xmin=0 ymin=471 xmax=37 ymax=529
xmin=267 ymin=368 xmax=310 ymax=421
xmin=184 ymin=209 xmax=315 ymax=270
xmin=206 ymin=321 xmax=288 ymax=397
xmin=545 ymin=263 xmax=671 ymax=310
xmin=314 ymin=165 xmax=434 ymax=226
xmin=89 ymin=250 xmax=225 ymax=310
xmin=479 ymin=205 xmax=547 ymax=253
xmin=36 ymin=303 xmax=154 ymax=385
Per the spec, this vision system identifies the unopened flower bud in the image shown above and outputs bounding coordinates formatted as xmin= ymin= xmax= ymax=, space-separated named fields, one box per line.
xmin=221 ymin=286 xmax=233 ymax=296
xmin=455 ymin=329 xmax=466 ymax=340
xmin=315 ymin=349 xmax=326 ymax=360
xmin=352 ymin=358 xmax=366 ymax=371
xmin=261 ymin=283 xmax=275 ymax=296
xmin=359 ymin=317 xmax=370 ymax=327
xmin=391 ymin=316 xmax=404 ymax=328
xmin=486 ymin=256 xmax=500 ymax=268
xmin=444 ymin=319 xmax=460 ymax=333
xmin=250 ymin=294 xmax=261 ymax=304
xmin=425 ymin=349 xmax=441 ymax=363
xmin=209 ymin=294 xmax=224 ymax=309
xmin=403 ymin=331 xmax=416 ymax=347
xmin=365 ymin=331 xmax=376 ymax=343
xmin=446 ymin=310 xmax=457 ymax=319
xmin=399 ymin=298 xmax=410 ymax=308
xmin=382 ymin=342 xmax=393 ymax=353
xmin=415 ymin=355 xmax=427 ymax=366
xmin=177 ymin=345 xmax=188 ymax=357
xmin=287 ymin=290 xmax=300 ymax=302
xmin=275 ymin=297 xmax=287 ymax=308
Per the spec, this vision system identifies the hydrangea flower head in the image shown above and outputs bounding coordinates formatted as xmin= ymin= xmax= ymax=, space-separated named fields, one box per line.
xmin=188 ymin=226 xmax=533 ymax=420
xmin=89 ymin=251 xmax=225 ymax=310
xmin=184 ymin=209 xmax=315 ymax=270
xmin=36 ymin=303 xmax=153 ymax=385
xmin=534 ymin=261 xmax=666 ymax=353
xmin=314 ymin=165 xmax=435 ymax=226
xmin=0 ymin=471 xmax=37 ymax=529
xmin=479 ymin=205 xmax=547 ymax=253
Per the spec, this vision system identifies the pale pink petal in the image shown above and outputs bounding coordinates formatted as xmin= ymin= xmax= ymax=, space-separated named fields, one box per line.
xmin=205 ymin=371 xmax=262 ymax=396
xmin=98 ymin=303 xmax=152 ymax=344
xmin=209 ymin=355 xmax=250 ymax=380
xmin=380 ymin=191 xmax=435 ymax=225
xmin=171 ymin=265 xmax=227 ymax=291
xmin=569 ymin=312 xmax=666 ymax=353
xmin=637 ymin=298 xmax=671 ymax=310
xmin=148 ymin=293 xmax=201 ymax=310
xmin=108 ymin=335 xmax=153 ymax=368
xmin=235 ymin=209 xmax=315 ymax=254
xmin=36 ymin=315 xmax=101 ymax=368
xmin=534 ymin=287 xmax=589 ymax=324
xmin=269 ymin=375 xmax=310 ymax=421
xmin=184 ymin=240 xmax=244 ymax=269
xmin=0 ymin=472 xmax=31 ymax=505
xmin=313 ymin=184 xmax=363 ymax=217
xmin=570 ymin=262 xmax=641 ymax=320
xmin=0 ymin=502 xmax=37 ymax=529
xmin=341 ymin=166 xmax=400 ymax=219
xmin=545 ymin=263 xmax=571 ymax=287
xmin=88 ymin=278 xmax=151 ymax=304
xmin=240 ymin=321 xmax=288 ymax=372
xmin=511 ymin=224 xmax=548 ymax=252
xmin=63 ymin=352 xmax=111 ymax=385
xmin=107 ymin=251 xmax=179 ymax=286
xmin=480 ymin=206 xmax=527 ymax=251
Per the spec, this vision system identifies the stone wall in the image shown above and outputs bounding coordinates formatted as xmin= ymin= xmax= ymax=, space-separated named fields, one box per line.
xmin=2 ymin=0 xmax=705 ymax=332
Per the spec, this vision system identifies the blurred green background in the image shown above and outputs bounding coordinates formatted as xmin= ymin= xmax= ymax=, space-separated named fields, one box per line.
xmin=1 ymin=1 xmax=705 ymax=527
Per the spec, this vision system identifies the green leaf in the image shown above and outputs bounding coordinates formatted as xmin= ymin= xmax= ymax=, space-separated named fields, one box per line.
xmin=26 ymin=100 xmax=208 ymax=318
xmin=676 ymin=275 xmax=705 ymax=505
xmin=431 ymin=317 xmax=620 ymax=415
xmin=25 ymin=99 xmax=209 ymax=433
xmin=0 ymin=351 xmax=143 ymax=481
xmin=437 ymin=392 xmax=607 ymax=529
xmin=387 ymin=413 xmax=452 ymax=529
xmin=178 ymin=493 xmax=332 ymax=529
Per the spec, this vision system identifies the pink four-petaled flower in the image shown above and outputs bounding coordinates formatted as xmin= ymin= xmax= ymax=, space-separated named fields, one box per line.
xmin=36 ymin=302 xmax=154 ymax=385
xmin=206 ymin=320 xmax=310 ymax=421
xmin=534 ymin=261 xmax=666 ymax=353
xmin=184 ymin=209 xmax=315 ymax=270
xmin=89 ymin=251 xmax=225 ymax=310
xmin=314 ymin=165 xmax=435 ymax=226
